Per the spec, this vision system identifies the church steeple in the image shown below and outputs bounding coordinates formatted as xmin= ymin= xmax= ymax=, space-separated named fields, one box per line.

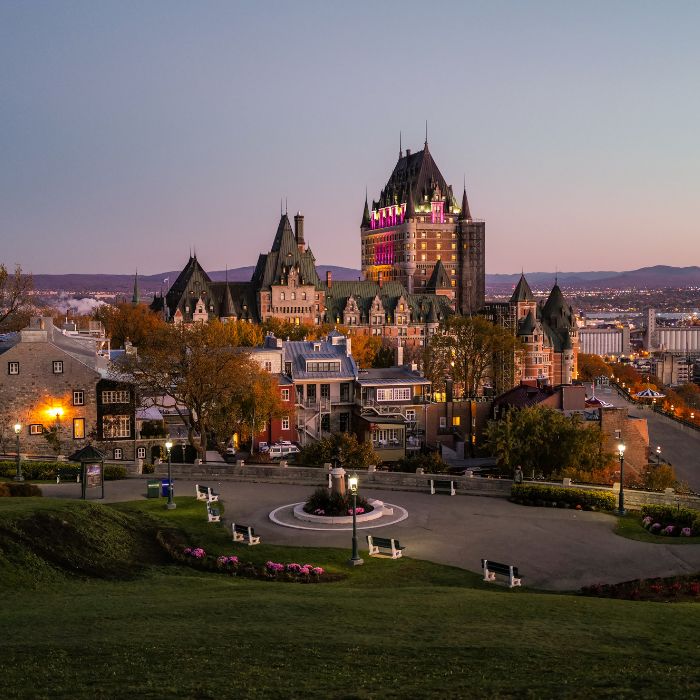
xmin=131 ymin=270 xmax=140 ymax=305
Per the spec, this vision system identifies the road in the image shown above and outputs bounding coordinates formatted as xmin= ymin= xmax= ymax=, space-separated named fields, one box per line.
xmin=599 ymin=385 xmax=700 ymax=491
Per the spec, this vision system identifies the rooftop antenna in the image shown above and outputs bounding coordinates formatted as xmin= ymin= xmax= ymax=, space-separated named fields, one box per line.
xmin=285 ymin=197 xmax=288 ymax=215
xmin=425 ymin=120 xmax=428 ymax=147
xmin=399 ymin=130 xmax=402 ymax=158
xmin=280 ymin=198 xmax=283 ymax=216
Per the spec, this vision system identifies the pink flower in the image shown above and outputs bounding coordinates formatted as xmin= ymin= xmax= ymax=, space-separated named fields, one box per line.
xmin=681 ymin=527 xmax=692 ymax=537
xmin=299 ymin=566 xmax=311 ymax=575
xmin=312 ymin=567 xmax=324 ymax=575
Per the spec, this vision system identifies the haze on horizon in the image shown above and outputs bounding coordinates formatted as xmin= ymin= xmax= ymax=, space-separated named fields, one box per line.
xmin=2 ymin=0 xmax=699 ymax=276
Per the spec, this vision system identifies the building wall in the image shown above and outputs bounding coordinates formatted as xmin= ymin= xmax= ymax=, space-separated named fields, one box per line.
xmin=0 ymin=338 xmax=99 ymax=456
xmin=579 ymin=327 xmax=631 ymax=356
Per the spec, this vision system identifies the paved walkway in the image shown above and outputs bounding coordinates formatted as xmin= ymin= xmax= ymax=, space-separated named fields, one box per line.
xmin=41 ymin=477 xmax=700 ymax=591
xmin=600 ymin=386 xmax=700 ymax=491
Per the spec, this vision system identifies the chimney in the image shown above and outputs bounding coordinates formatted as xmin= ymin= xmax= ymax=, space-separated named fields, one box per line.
xmin=395 ymin=345 xmax=404 ymax=366
xmin=406 ymin=148 xmax=411 ymax=157
xmin=294 ymin=211 xmax=305 ymax=252
xmin=326 ymin=270 xmax=332 ymax=289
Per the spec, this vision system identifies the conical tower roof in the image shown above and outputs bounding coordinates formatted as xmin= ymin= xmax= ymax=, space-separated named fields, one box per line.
xmin=405 ymin=183 xmax=416 ymax=219
xmin=459 ymin=186 xmax=472 ymax=221
xmin=131 ymin=270 xmax=140 ymax=305
xmin=426 ymin=260 xmax=451 ymax=292
xmin=361 ymin=194 xmax=371 ymax=228
xmin=510 ymin=274 xmax=535 ymax=303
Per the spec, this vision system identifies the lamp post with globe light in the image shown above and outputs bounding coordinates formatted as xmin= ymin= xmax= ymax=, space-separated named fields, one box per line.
xmin=14 ymin=423 xmax=23 ymax=482
xmin=656 ymin=446 xmax=661 ymax=465
xmin=347 ymin=473 xmax=363 ymax=567
xmin=617 ymin=443 xmax=626 ymax=516
xmin=165 ymin=440 xmax=176 ymax=510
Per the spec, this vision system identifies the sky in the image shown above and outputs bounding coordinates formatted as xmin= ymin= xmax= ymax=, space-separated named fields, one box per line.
xmin=1 ymin=0 xmax=699 ymax=275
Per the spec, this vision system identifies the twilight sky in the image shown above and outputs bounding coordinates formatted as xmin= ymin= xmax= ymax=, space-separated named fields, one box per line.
xmin=2 ymin=0 xmax=699 ymax=275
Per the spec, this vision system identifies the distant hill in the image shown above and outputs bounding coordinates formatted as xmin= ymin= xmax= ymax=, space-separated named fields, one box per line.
xmin=28 ymin=264 xmax=700 ymax=296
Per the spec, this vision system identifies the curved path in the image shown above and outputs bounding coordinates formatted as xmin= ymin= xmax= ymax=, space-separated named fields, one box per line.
xmin=42 ymin=477 xmax=700 ymax=591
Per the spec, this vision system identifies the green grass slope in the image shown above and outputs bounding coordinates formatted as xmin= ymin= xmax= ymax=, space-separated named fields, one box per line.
xmin=0 ymin=498 xmax=699 ymax=699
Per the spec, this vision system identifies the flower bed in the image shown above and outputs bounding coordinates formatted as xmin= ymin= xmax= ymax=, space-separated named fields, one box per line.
xmin=581 ymin=575 xmax=700 ymax=602
xmin=303 ymin=486 xmax=374 ymax=518
xmin=156 ymin=530 xmax=338 ymax=583
xmin=640 ymin=505 xmax=700 ymax=537
xmin=511 ymin=483 xmax=616 ymax=511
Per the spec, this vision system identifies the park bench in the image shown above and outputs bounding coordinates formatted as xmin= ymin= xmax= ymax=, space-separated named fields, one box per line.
xmin=481 ymin=559 xmax=522 ymax=588
xmin=232 ymin=523 xmax=260 ymax=546
xmin=206 ymin=502 xmax=221 ymax=523
xmin=56 ymin=468 xmax=80 ymax=484
xmin=430 ymin=479 xmax=456 ymax=496
xmin=195 ymin=484 xmax=219 ymax=502
xmin=366 ymin=535 xmax=405 ymax=559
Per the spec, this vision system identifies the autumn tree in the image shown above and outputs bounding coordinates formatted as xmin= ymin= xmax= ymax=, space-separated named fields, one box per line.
xmin=114 ymin=320 xmax=282 ymax=462
xmin=297 ymin=433 xmax=380 ymax=470
xmin=0 ymin=264 xmax=33 ymax=331
xmin=424 ymin=315 xmax=523 ymax=397
xmin=577 ymin=353 xmax=612 ymax=381
xmin=261 ymin=318 xmax=347 ymax=342
xmin=349 ymin=334 xmax=381 ymax=369
xmin=95 ymin=303 xmax=167 ymax=348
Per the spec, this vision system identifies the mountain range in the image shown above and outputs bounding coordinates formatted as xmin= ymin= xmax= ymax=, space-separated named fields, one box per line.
xmin=28 ymin=265 xmax=700 ymax=295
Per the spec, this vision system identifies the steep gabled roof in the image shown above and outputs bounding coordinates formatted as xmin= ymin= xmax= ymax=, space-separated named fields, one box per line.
xmin=425 ymin=259 xmax=451 ymax=292
xmin=375 ymin=144 xmax=454 ymax=210
xmin=252 ymin=214 xmax=322 ymax=291
xmin=510 ymin=274 xmax=535 ymax=303
xmin=165 ymin=255 xmax=214 ymax=319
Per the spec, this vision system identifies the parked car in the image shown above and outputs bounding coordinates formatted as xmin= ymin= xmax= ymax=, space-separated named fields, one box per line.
xmin=269 ymin=443 xmax=300 ymax=459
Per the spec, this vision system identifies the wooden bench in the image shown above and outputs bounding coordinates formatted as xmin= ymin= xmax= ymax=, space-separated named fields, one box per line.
xmin=232 ymin=523 xmax=260 ymax=546
xmin=206 ymin=503 xmax=221 ymax=523
xmin=195 ymin=484 xmax=219 ymax=502
xmin=366 ymin=535 xmax=405 ymax=559
xmin=430 ymin=479 xmax=456 ymax=496
xmin=481 ymin=559 xmax=522 ymax=588
xmin=56 ymin=468 xmax=80 ymax=484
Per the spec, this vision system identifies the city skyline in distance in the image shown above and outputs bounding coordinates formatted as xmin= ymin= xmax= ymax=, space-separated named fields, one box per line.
xmin=2 ymin=1 xmax=699 ymax=275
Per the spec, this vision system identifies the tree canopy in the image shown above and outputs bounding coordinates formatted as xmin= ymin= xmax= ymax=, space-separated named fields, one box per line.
xmin=485 ymin=406 xmax=608 ymax=477
xmin=297 ymin=433 xmax=380 ymax=470
xmin=0 ymin=264 xmax=33 ymax=331
xmin=423 ymin=315 xmax=523 ymax=397
xmin=113 ymin=320 xmax=283 ymax=462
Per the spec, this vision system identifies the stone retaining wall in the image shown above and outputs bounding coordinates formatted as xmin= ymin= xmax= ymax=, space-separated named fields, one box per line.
xmin=153 ymin=461 xmax=700 ymax=509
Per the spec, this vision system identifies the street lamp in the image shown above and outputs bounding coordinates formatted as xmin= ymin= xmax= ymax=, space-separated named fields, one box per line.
xmin=165 ymin=440 xmax=175 ymax=510
xmin=347 ymin=473 xmax=364 ymax=567
xmin=655 ymin=446 xmax=661 ymax=465
xmin=14 ymin=423 xmax=23 ymax=482
xmin=617 ymin=443 xmax=626 ymax=516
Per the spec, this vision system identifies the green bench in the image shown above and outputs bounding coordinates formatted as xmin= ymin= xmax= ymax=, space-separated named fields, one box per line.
xmin=232 ymin=523 xmax=260 ymax=546
xmin=481 ymin=559 xmax=522 ymax=588
xmin=366 ymin=535 xmax=405 ymax=559
xmin=430 ymin=479 xmax=456 ymax=496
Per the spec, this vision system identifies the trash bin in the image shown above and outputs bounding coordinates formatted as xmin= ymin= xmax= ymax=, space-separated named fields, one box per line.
xmin=161 ymin=479 xmax=174 ymax=498
xmin=146 ymin=480 xmax=160 ymax=499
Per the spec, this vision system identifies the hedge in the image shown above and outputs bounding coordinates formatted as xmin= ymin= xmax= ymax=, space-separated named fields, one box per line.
xmin=511 ymin=483 xmax=616 ymax=511
xmin=0 ymin=482 xmax=42 ymax=497
xmin=0 ymin=461 xmax=128 ymax=481
xmin=640 ymin=504 xmax=700 ymax=534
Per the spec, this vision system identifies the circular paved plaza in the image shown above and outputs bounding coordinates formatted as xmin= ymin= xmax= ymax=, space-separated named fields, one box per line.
xmin=42 ymin=478 xmax=700 ymax=591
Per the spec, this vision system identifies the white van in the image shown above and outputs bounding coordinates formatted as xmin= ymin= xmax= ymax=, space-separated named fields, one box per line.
xmin=269 ymin=443 xmax=300 ymax=459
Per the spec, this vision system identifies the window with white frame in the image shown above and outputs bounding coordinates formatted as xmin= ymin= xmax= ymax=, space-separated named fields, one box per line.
xmin=281 ymin=416 xmax=290 ymax=430
xmin=439 ymin=417 xmax=447 ymax=428
xmin=73 ymin=390 xmax=85 ymax=406
xmin=8 ymin=361 xmax=19 ymax=375
xmin=281 ymin=388 xmax=290 ymax=401
xmin=103 ymin=415 xmax=131 ymax=438
xmin=405 ymin=409 xmax=416 ymax=421
xmin=137 ymin=446 xmax=146 ymax=459
xmin=102 ymin=390 xmax=130 ymax=404
xmin=29 ymin=424 xmax=43 ymax=435
xmin=53 ymin=361 xmax=64 ymax=374
xmin=114 ymin=448 xmax=123 ymax=460
xmin=376 ymin=387 xmax=412 ymax=402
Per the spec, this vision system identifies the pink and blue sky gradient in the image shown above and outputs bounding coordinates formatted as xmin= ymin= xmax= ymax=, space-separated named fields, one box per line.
xmin=1 ymin=1 xmax=699 ymax=274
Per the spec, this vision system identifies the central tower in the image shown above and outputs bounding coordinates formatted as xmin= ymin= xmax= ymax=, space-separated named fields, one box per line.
xmin=360 ymin=137 xmax=485 ymax=314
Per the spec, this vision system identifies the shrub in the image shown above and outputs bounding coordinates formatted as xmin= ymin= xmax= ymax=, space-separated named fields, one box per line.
xmin=639 ymin=504 xmax=700 ymax=536
xmin=0 ymin=460 xmax=127 ymax=482
xmin=303 ymin=487 xmax=373 ymax=517
xmin=104 ymin=465 xmax=128 ymax=481
xmin=0 ymin=482 xmax=42 ymax=497
xmin=511 ymin=483 xmax=616 ymax=511
xmin=393 ymin=452 xmax=450 ymax=474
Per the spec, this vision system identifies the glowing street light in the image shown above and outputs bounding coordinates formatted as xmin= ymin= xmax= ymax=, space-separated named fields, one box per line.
xmin=165 ymin=440 xmax=175 ymax=510
xmin=617 ymin=443 xmax=626 ymax=516
xmin=347 ymin=473 xmax=363 ymax=567
xmin=655 ymin=446 xmax=661 ymax=465
xmin=14 ymin=423 xmax=23 ymax=482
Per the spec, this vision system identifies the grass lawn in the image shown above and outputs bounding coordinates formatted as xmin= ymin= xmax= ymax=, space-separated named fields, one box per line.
xmin=0 ymin=497 xmax=699 ymax=699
